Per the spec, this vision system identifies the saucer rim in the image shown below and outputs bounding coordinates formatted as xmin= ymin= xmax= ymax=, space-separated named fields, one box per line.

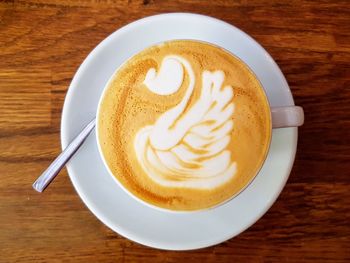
xmin=61 ymin=12 xmax=297 ymax=250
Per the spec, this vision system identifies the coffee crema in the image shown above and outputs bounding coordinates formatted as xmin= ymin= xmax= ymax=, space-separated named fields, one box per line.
xmin=97 ymin=40 xmax=271 ymax=211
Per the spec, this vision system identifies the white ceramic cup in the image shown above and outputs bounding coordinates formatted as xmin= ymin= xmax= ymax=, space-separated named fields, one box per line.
xmin=95 ymin=40 xmax=304 ymax=213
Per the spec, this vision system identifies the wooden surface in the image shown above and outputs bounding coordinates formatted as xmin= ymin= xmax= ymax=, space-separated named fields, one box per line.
xmin=1 ymin=0 xmax=349 ymax=262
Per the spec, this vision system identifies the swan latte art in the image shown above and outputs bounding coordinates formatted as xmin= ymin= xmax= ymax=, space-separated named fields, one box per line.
xmin=97 ymin=40 xmax=271 ymax=211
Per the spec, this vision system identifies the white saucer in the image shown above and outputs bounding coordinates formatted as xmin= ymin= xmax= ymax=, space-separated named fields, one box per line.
xmin=61 ymin=13 xmax=297 ymax=250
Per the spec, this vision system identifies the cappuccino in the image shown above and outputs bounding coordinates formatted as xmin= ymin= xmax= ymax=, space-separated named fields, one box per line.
xmin=97 ymin=40 xmax=271 ymax=211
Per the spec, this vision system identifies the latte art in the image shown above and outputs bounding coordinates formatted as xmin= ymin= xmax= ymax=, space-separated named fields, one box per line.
xmin=135 ymin=56 xmax=237 ymax=189
xmin=97 ymin=40 xmax=271 ymax=211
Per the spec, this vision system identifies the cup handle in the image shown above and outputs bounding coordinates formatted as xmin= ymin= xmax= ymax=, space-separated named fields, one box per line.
xmin=271 ymin=106 xmax=304 ymax=128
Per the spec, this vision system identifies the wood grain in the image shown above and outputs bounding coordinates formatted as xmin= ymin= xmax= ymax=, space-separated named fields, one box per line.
xmin=0 ymin=0 xmax=349 ymax=262
xmin=0 ymin=70 xmax=51 ymax=131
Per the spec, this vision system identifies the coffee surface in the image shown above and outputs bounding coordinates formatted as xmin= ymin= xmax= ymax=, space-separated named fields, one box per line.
xmin=98 ymin=40 xmax=271 ymax=211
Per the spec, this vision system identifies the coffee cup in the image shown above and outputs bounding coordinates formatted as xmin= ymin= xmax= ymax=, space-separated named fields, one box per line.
xmin=96 ymin=40 xmax=304 ymax=212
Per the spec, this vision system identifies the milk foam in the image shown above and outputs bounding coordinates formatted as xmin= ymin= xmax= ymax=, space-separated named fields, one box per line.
xmin=134 ymin=55 xmax=237 ymax=189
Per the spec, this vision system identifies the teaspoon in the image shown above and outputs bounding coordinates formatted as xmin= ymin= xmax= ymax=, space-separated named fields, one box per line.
xmin=32 ymin=118 xmax=96 ymax=192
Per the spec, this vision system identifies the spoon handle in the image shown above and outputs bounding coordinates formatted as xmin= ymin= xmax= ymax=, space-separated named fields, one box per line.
xmin=32 ymin=118 xmax=96 ymax=193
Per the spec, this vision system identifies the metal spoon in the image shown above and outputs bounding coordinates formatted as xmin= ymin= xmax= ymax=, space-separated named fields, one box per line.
xmin=32 ymin=118 xmax=96 ymax=193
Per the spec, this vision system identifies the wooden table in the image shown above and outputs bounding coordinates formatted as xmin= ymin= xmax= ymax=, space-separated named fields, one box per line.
xmin=1 ymin=1 xmax=349 ymax=262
